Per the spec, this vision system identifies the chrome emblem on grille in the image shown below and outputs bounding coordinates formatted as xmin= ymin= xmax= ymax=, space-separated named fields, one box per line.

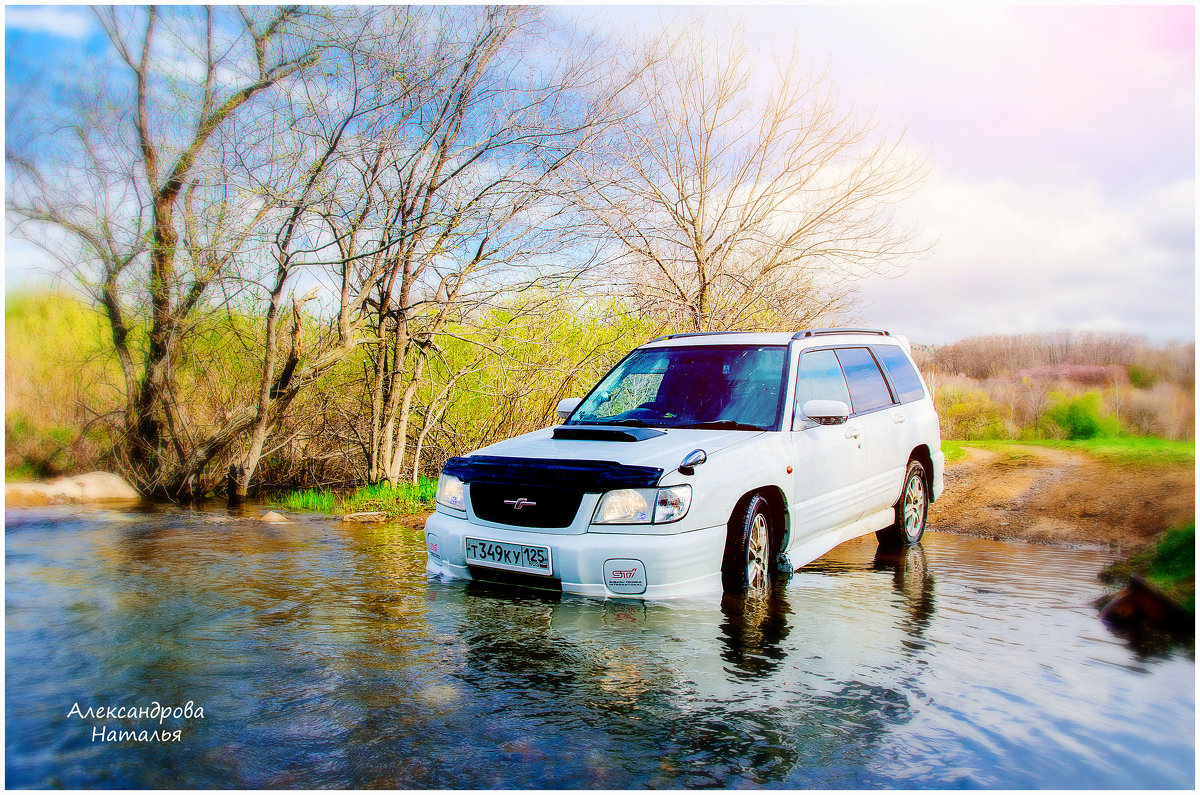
xmin=503 ymin=497 xmax=537 ymax=510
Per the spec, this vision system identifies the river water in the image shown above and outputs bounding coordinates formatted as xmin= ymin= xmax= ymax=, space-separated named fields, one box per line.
xmin=5 ymin=504 xmax=1194 ymax=789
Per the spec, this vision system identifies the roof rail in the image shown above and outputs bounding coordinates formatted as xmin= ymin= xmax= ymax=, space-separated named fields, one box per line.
xmin=646 ymin=331 xmax=763 ymax=344
xmin=792 ymin=327 xmax=891 ymax=340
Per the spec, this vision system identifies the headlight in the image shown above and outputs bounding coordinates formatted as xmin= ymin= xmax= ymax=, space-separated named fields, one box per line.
xmin=592 ymin=485 xmax=691 ymax=525
xmin=593 ymin=488 xmax=652 ymax=524
xmin=435 ymin=473 xmax=466 ymax=511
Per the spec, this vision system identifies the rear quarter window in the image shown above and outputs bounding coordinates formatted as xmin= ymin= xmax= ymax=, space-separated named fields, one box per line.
xmin=873 ymin=345 xmax=927 ymax=403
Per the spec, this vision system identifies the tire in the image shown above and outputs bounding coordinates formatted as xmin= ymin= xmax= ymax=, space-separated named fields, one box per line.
xmin=722 ymin=494 xmax=773 ymax=593
xmin=876 ymin=460 xmax=928 ymax=548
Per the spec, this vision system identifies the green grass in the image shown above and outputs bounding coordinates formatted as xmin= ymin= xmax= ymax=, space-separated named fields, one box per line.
xmin=1029 ymin=437 xmax=1195 ymax=466
xmin=276 ymin=478 xmax=437 ymax=517
xmin=948 ymin=437 xmax=1194 ymax=466
xmin=342 ymin=478 xmax=438 ymax=515
xmin=5 ymin=460 xmax=42 ymax=482
xmin=941 ymin=439 xmax=1036 ymax=465
xmin=281 ymin=489 xmax=338 ymax=513
xmin=941 ymin=440 xmax=968 ymax=462
xmin=1101 ymin=522 xmax=1195 ymax=613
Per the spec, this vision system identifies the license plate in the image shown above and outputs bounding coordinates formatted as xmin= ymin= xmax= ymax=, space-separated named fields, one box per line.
xmin=465 ymin=537 xmax=552 ymax=576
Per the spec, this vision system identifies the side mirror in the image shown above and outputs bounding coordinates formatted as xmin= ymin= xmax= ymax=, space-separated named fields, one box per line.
xmin=556 ymin=397 xmax=582 ymax=421
xmin=801 ymin=399 xmax=850 ymax=426
xmin=678 ymin=448 xmax=707 ymax=475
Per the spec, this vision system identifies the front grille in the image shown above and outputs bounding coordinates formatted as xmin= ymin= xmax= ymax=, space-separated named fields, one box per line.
xmin=469 ymin=482 xmax=584 ymax=528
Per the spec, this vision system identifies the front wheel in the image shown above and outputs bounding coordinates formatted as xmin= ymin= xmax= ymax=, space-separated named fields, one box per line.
xmin=722 ymin=494 xmax=773 ymax=593
xmin=876 ymin=460 xmax=928 ymax=548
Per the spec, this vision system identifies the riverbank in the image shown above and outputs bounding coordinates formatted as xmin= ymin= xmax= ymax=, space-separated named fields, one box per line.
xmin=928 ymin=442 xmax=1194 ymax=552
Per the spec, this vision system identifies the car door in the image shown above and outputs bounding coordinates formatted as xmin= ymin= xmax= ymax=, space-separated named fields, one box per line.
xmin=834 ymin=347 xmax=906 ymax=516
xmin=789 ymin=348 xmax=867 ymax=538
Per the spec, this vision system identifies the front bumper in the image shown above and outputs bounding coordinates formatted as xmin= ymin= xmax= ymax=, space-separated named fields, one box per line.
xmin=423 ymin=509 xmax=727 ymax=599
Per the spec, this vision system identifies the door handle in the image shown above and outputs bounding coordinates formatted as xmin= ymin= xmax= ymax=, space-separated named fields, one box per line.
xmin=845 ymin=427 xmax=861 ymax=439
xmin=893 ymin=414 xmax=907 ymax=424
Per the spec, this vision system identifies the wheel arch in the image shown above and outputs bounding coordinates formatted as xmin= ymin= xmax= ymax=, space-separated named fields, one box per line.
xmin=908 ymin=444 xmax=935 ymax=500
xmin=728 ymin=486 xmax=790 ymax=553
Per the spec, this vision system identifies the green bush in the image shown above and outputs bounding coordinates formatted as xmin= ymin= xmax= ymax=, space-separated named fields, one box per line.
xmin=1127 ymin=364 xmax=1158 ymax=390
xmin=936 ymin=387 xmax=1007 ymax=440
xmin=4 ymin=411 xmax=108 ymax=480
xmin=1045 ymin=391 xmax=1121 ymax=440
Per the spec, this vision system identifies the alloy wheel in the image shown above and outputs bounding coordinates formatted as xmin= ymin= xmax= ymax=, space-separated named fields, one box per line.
xmin=746 ymin=512 xmax=769 ymax=591
xmin=902 ymin=473 xmax=926 ymax=542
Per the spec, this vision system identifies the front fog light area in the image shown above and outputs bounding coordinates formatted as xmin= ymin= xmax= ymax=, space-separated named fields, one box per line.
xmin=592 ymin=485 xmax=692 ymax=525
xmin=435 ymin=473 xmax=466 ymax=511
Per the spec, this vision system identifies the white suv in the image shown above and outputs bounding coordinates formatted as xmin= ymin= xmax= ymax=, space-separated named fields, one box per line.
xmin=424 ymin=328 xmax=944 ymax=599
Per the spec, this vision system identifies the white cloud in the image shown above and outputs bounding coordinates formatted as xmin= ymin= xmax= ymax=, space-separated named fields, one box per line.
xmin=854 ymin=170 xmax=1195 ymax=344
xmin=5 ymin=6 xmax=92 ymax=39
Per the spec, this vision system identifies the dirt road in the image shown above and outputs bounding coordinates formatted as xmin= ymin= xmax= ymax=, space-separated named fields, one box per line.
xmin=929 ymin=445 xmax=1194 ymax=552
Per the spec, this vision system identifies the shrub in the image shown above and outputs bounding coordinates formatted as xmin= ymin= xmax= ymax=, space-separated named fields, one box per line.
xmin=1127 ymin=364 xmax=1158 ymax=390
xmin=1045 ymin=391 xmax=1121 ymax=440
xmin=936 ymin=386 xmax=1007 ymax=440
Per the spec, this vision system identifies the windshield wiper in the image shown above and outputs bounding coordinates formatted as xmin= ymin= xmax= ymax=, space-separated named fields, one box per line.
xmin=675 ymin=420 xmax=769 ymax=432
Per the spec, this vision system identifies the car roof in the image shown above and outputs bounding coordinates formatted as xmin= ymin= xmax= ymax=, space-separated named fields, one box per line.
xmin=641 ymin=328 xmax=911 ymax=352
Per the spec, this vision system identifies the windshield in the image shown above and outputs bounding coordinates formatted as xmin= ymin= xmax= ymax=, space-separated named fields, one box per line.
xmin=569 ymin=345 xmax=788 ymax=431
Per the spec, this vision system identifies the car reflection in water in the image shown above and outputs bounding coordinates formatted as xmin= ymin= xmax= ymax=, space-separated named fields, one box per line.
xmin=428 ymin=541 xmax=936 ymax=788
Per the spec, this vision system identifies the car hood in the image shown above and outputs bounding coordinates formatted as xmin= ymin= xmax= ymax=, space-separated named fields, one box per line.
xmin=468 ymin=425 xmax=762 ymax=474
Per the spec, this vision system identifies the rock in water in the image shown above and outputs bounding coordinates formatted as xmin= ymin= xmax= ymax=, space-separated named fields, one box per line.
xmin=5 ymin=471 xmax=140 ymax=506
xmin=70 ymin=472 xmax=140 ymax=501
xmin=1100 ymin=575 xmax=1190 ymax=629
xmin=342 ymin=511 xmax=387 ymax=523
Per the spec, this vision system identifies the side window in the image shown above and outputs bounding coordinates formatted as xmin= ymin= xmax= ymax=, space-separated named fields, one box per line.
xmin=874 ymin=345 xmax=927 ymax=403
xmin=793 ymin=349 xmax=852 ymax=421
xmin=835 ymin=347 xmax=895 ymax=414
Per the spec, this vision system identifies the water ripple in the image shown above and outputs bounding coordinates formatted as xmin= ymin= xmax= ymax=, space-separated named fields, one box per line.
xmin=5 ymin=508 xmax=1193 ymax=788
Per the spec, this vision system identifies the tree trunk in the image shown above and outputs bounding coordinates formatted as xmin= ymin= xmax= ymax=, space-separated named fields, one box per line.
xmin=227 ymin=464 xmax=245 ymax=506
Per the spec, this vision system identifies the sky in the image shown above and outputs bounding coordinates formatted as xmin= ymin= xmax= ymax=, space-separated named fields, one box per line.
xmin=4 ymin=4 xmax=1196 ymax=345
xmin=570 ymin=4 xmax=1195 ymax=345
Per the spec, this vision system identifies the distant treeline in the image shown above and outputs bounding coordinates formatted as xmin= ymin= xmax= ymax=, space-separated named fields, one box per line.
xmin=914 ymin=331 xmax=1194 ymax=442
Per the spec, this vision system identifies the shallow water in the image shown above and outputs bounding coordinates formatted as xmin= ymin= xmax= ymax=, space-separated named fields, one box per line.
xmin=5 ymin=505 xmax=1194 ymax=788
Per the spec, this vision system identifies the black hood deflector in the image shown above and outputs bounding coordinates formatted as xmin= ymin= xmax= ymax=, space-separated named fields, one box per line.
xmin=442 ymin=455 xmax=663 ymax=490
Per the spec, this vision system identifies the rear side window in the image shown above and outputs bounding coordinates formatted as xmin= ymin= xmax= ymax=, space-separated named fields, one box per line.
xmin=874 ymin=345 xmax=926 ymax=403
xmin=835 ymin=347 xmax=895 ymax=414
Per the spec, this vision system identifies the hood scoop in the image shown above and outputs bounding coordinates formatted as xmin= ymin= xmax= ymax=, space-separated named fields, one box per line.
xmin=552 ymin=425 xmax=666 ymax=442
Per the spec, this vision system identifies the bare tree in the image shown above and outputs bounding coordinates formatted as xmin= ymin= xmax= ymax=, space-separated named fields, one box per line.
xmin=356 ymin=6 xmax=617 ymax=485
xmin=8 ymin=6 xmax=326 ymax=497
xmin=579 ymin=21 xmax=927 ymax=332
